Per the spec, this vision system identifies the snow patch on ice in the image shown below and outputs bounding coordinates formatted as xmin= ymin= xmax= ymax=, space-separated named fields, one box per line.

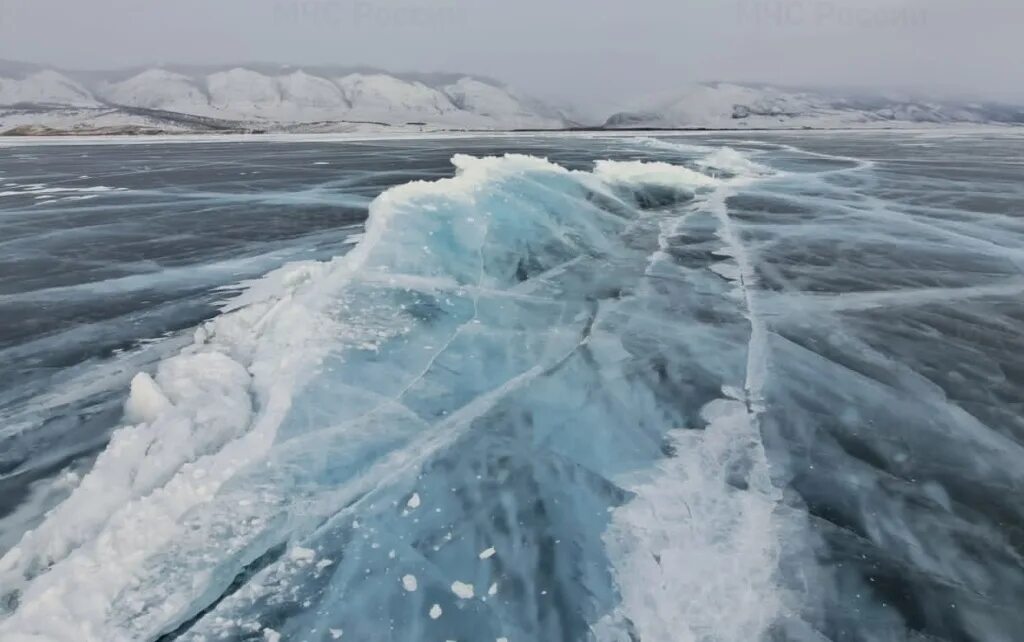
xmin=697 ymin=147 xmax=774 ymax=178
xmin=601 ymin=402 xmax=785 ymax=642
xmin=450 ymin=581 xmax=474 ymax=599
xmin=593 ymin=159 xmax=719 ymax=190
xmin=0 ymin=256 xmax=341 ymax=640
xmin=402 ymin=574 xmax=418 ymax=592
xmin=123 ymin=372 xmax=172 ymax=424
xmin=599 ymin=145 xmax=791 ymax=641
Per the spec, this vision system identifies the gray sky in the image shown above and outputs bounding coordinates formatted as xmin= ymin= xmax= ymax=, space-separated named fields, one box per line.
xmin=1 ymin=0 xmax=1021 ymax=110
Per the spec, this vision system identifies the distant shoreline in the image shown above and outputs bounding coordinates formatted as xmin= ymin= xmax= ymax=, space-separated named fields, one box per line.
xmin=2 ymin=124 xmax=1020 ymax=148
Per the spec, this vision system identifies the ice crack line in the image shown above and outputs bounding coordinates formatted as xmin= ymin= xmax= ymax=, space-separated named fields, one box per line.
xmin=708 ymin=185 xmax=768 ymax=414
xmin=394 ymin=215 xmax=490 ymax=402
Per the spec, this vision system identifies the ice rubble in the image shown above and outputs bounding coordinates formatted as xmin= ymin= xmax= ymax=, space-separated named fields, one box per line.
xmin=0 ymin=146 xmax=794 ymax=641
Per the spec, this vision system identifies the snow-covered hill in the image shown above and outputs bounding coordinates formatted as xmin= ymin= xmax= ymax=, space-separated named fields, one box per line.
xmin=0 ymin=70 xmax=98 ymax=108
xmin=3 ymin=62 xmax=1022 ymax=136
xmin=0 ymin=62 xmax=569 ymax=134
xmin=604 ymin=83 xmax=1024 ymax=129
xmin=100 ymin=69 xmax=209 ymax=114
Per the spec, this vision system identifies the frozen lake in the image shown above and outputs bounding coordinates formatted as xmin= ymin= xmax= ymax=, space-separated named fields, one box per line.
xmin=1 ymin=131 xmax=1022 ymax=641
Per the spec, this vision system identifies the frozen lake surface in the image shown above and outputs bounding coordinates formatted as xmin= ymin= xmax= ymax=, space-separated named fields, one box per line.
xmin=1 ymin=131 xmax=1022 ymax=641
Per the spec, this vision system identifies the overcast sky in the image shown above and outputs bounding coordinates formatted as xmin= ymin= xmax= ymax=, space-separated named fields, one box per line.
xmin=1 ymin=0 xmax=1021 ymax=110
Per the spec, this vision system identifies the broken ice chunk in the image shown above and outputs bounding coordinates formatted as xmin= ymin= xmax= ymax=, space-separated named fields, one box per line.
xmin=402 ymin=574 xmax=418 ymax=592
xmin=450 ymin=581 xmax=474 ymax=599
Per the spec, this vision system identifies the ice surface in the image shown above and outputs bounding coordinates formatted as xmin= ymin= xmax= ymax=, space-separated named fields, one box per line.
xmin=2 ymin=132 xmax=1023 ymax=641
xmin=0 ymin=144 xmax=786 ymax=641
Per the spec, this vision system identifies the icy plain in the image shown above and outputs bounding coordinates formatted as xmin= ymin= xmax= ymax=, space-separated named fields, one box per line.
xmin=1 ymin=132 xmax=1023 ymax=641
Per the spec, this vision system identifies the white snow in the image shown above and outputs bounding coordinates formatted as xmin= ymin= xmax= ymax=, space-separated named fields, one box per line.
xmin=1 ymin=67 xmax=567 ymax=133
xmin=605 ymin=82 xmax=1021 ymax=129
xmin=278 ymin=70 xmax=347 ymax=113
xmin=402 ymin=574 xmax=418 ymax=592
xmin=207 ymin=68 xmax=283 ymax=118
xmin=0 ymin=71 xmax=97 ymax=107
xmin=597 ymin=146 xmax=793 ymax=642
xmin=337 ymin=73 xmax=455 ymax=120
xmin=123 ymin=373 xmax=173 ymax=424
xmin=0 ymin=106 xmax=195 ymax=134
xmin=4 ymin=67 xmax=1018 ymax=135
xmin=0 ymin=257 xmax=341 ymax=641
xmin=601 ymin=403 xmax=788 ymax=642
xmin=444 ymin=77 xmax=525 ymax=119
xmin=429 ymin=604 xmax=443 ymax=619
xmin=593 ymin=159 xmax=720 ymax=190
xmin=315 ymin=558 xmax=334 ymax=571
xmin=450 ymin=581 xmax=474 ymax=599
xmin=100 ymin=69 xmax=211 ymax=114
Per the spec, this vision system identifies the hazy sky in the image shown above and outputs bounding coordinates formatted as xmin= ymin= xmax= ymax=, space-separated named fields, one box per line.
xmin=1 ymin=0 xmax=1021 ymax=109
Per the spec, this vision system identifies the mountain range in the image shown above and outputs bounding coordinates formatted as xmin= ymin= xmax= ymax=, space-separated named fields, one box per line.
xmin=1 ymin=61 xmax=1022 ymax=135
xmin=604 ymin=82 xmax=1024 ymax=129
xmin=0 ymin=61 xmax=571 ymax=135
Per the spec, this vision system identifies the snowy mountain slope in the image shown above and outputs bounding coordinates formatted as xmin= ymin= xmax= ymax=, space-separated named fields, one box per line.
xmin=99 ymin=69 xmax=211 ymax=115
xmin=0 ymin=71 xmax=98 ymax=108
xmin=0 ymin=62 xmax=567 ymax=133
xmin=278 ymin=71 xmax=349 ymax=113
xmin=441 ymin=77 xmax=566 ymax=129
xmin=336 ymin=73 xmax=455 ymax=120
xmin=3 ymin=61 xmax=1022 ymax=135
xmin=206 ymin=68 xmax=286 ymax=118
xmin=604 ymin=83 xmax=1024 ymax=128
xmin=0 ymin=106 xmax=195 ymax=135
